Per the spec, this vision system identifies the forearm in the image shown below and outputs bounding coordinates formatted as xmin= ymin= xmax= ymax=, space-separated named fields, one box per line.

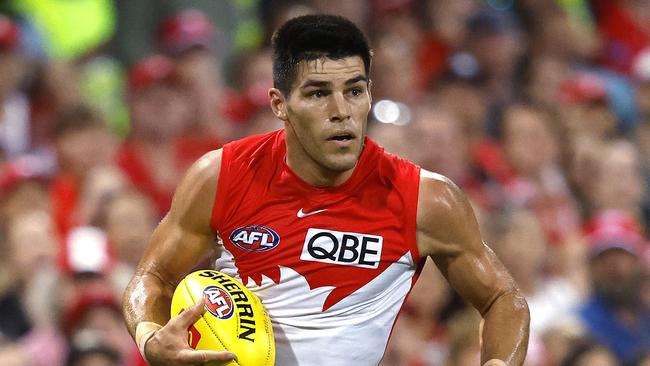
xmin=480 ymin=290 xmax=530 ymax=366
xmin=122 ymin=270 xmax=176 ymax=339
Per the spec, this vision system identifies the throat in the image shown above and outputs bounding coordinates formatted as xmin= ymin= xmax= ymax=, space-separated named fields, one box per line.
xmin=285 ymin=152 xmax=356 ymax=188
xmin=284 ymin=139 xmax=359 ymax=188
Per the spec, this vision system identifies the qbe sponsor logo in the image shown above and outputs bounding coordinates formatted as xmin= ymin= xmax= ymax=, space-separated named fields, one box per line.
xmin=300 ymin=228 xmax=383 ymax=269
xmin=203 ymin=286 xmax=234 ymax=319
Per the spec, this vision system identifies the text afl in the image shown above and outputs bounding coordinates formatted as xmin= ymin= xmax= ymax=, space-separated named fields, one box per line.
xmin=230 ymin=225 xmax=281 ymax=252
xmin=203 ymin=286 xmax=235 ymax=319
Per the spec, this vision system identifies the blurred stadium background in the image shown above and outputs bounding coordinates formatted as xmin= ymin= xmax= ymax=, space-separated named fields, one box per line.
xmin=0 ymin=0 xmax=649 ymax=365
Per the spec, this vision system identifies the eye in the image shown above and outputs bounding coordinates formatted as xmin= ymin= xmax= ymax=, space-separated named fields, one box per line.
xmin=308 ymin=90 xmax=327 ymax=99
xmin=349 ymin=87 xmax=364 ymax=97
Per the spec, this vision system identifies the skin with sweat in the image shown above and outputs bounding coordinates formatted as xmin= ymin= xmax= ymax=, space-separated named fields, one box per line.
xmin=123 ymin=56 xmax=529 ymax=366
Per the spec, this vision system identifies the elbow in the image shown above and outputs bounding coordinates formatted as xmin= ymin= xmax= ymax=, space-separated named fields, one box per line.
xmin=487 ymin=289 xmax=530 ymax=329
xmin=511 ymin=291 xmax=529 ymax=313
xmin=506 ymin=290 xmax=530 ymax=337
xmin=514 ymin=291 xmax=530 ymax=328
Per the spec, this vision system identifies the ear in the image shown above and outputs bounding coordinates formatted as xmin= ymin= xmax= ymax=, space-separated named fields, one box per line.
xmin=269 ymin=88 xmax=288 ymax=121
xmin=367 ymin=79 xmax=373 ymax=104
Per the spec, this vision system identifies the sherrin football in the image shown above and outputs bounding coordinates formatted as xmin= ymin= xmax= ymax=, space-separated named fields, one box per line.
xmin=170 ymin=269 xmax=275 ymax=366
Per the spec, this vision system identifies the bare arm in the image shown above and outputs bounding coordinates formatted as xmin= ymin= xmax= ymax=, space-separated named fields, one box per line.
xmin=122 ymin=149 xmax=235 ymax=365
xmin=416 ymin=171 xmax=529 ymax=366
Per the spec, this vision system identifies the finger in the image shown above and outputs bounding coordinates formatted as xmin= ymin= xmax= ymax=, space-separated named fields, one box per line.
xmin=171 ymin=299 xmax=207 ymax=328
xmin=177 ymin=349 xmax=236 ymax=364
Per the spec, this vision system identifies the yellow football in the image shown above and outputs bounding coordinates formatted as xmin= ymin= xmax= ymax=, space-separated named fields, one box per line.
xmin=170 ymin=269 xmax=275 ymax=366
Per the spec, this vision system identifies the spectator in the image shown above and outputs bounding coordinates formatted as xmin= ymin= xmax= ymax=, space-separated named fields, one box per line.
xmin=0 ymin=14 xmax=30 ymax=160
xmin=66 ymin=333 xmax=121 ymax=366
xmin=463 ymin=8 xmax=525 ymax=117
xmin=633 ymin=48 xmax=650 ymax=118
xmin=434 ymin=81 xmax=488 ymax=145
xmin=586 ymin=140 xmax=645 ymax=223
xmin=541 ymin=326 xmax=586 ymax=366
xmin=499 ymin=103 xmax=581 ymax=247
xmin=636 ymin=352 xmax=650 ymax=366
xmin=521 ymin=1 xmax=599 ymax=63
xmin=416 ymin=0 xmax=478 ymax=88
xmin=443 ymin=309 xmax=482 ymax=366
xmin=226 ymin=47 xmax=281 ymax=137
xmin=486 ymin=207 xmax=584 ymax=365
xmin=523 ymin=55 xmax=570 ymax=109
xmin=371 ymin=31 xmax=420 ymax=104
xmin=95 ymin=189 xmax=157 ymax=290
xmin=578 ymin=211 xmax=650 ymax=364
xmin=559 ymin=72 xmax=618 ymax=141
xmin=29 ymin=61 xmax=84 ymax=151
xmin=63 ymin=288 xmax=144 ymax=366
xmin=391 ymin=101 xmax=493 ymax=209
xmin=0 ymin=209 xmax=66 ymax=366
xmin=49 ymin=105 xmax=117 ymax=238
xmin=0 ymin=154 xmax=53 ymax=228
xmin=559 ymin=339 xmax=619 ymax=366
xmin=487 ymin=208 xmax=583 ymax=336
xmin=157 ymin=8 xmax=232 ymax=141
xmin=590 ymin=0 xmax=650 ymax=75
xmin=117 ymin=54 xmax=207 ymax=217
xmin=380 ymin=260 xmax=452 ymax=366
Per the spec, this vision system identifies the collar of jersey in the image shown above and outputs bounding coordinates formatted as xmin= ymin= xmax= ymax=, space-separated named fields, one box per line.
xmin=274 ymin=131 xmax=377 ymax=197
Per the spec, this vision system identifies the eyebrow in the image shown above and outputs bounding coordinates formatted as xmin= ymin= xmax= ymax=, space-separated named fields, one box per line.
xmin=345 ymin=75 xmax=368 ymax=85
xmin=299 ymin=75 xmax=368 ymax=89
xmin=300 ymin=80 xmax=331 ymax=89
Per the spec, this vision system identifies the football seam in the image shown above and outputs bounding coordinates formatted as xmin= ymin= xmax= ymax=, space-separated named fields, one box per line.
xmin=251 ymin=293 xmax=274 ymax=366
xmin=263 ymin=306 xmax=273 ymax=365
xmin=183 ymin=279 xmax=240 ymax=366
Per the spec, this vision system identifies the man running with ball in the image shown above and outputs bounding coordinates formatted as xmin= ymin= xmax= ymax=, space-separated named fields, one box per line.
xmin=123 ymin=14 xmax=529 ymax=366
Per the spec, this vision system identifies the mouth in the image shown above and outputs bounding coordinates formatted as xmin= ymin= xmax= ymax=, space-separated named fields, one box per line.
xmin=326 ymin=130 xmax=356 ymax=142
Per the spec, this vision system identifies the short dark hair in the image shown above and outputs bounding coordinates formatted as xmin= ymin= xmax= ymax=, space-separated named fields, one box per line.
xmin=271 ymin=14 xmax=372 ymax=96
xmin=52 ymin=104 xmax=105 ymax=139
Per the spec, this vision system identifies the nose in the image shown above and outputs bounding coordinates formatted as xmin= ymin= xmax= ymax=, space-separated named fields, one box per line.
xmin=329 ymin=92 xmax=350 ymax=122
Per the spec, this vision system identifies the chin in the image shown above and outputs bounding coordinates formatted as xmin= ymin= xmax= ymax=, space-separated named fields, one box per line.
xmin=321 ymin=154 xmax=359 ymax=172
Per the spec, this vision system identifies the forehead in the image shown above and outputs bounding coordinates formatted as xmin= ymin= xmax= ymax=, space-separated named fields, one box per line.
xmin=293 ymin=56 xmax=366 ymax=86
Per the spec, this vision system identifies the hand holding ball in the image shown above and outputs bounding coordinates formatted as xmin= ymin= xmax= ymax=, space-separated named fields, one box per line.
xmin=170 ymin=270 xmax=275 ymax=366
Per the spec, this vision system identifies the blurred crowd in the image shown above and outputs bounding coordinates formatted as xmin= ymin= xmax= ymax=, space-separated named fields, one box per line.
xmin=0 ymin=0 xmax=649 ymax=366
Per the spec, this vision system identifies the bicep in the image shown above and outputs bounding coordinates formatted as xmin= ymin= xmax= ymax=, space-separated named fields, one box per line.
xmin=137 ymin=214 xmax=217 ymax=288
xmin=417 ymin=172 xmax=515 ymax=315
xmin=135 ymin=149 xmax=222 ymax=287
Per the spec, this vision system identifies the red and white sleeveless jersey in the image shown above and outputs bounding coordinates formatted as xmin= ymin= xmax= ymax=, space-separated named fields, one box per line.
xmin=211 ymin=130 xmax=422 ymax=365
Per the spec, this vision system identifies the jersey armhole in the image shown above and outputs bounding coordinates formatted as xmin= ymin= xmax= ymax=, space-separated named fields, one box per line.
xmin=406 ymin=166 xmax=421 ymax=264
xmin=210 ymin=145 xmax=232 ymax=231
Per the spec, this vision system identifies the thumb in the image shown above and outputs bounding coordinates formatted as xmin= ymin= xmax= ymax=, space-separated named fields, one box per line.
xmin=172 ymin=299 xmax=207 ymax=329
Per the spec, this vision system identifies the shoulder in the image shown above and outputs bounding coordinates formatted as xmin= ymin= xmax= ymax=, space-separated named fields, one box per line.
xmin=167 ymin=149 xmax=222 ymax=229
xmin=416 ymin=169 xmax=481 ymax=258
xmin=183 ymin=149 xmax=222 ymax=190
xmin=417 ymin=169 xmax=471 ymax=225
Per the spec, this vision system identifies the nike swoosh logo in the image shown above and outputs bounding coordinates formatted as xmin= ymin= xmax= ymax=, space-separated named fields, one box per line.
xmin=297 ymin=208 xmax=328 ymax=218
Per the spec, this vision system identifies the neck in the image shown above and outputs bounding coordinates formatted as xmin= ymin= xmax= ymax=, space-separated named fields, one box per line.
xmin=285 ymin=133 xmax=356 ymax=188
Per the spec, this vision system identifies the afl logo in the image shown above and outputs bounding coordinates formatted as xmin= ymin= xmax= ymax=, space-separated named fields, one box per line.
xmin=203 ymin=286 xmax=234 ymax=319
xmin=230 ymin=225 xmax=280 ymax=252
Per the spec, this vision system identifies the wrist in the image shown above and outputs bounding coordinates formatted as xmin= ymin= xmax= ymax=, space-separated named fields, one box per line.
xmin=483 ymin=360 xmax=507 ymax=366
xmin=135 ymin=321 xmax=163 ymax=360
